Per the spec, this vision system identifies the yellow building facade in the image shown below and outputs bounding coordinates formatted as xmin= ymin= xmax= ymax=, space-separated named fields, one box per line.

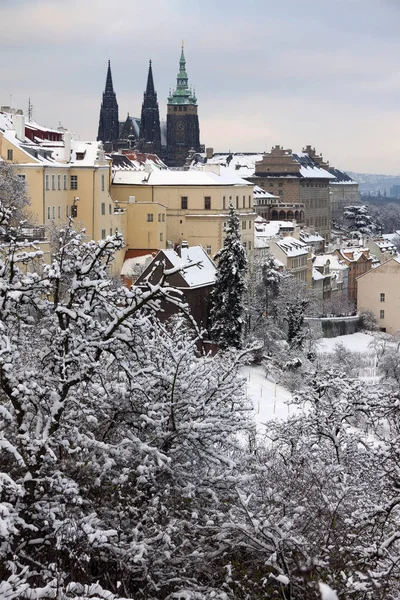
xmin=112 ymin=168 xmax=256 ymax=256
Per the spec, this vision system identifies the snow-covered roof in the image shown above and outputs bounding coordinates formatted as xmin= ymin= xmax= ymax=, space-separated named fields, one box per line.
xmin=313 ymin=254 xmax=348 ymax=271
xmin=203 ymin=153 xmax=263 ymax=177
xmin=0 ymin=111 xmax=107 ymax=168
xmin=255 ymin=220 xmax=295 ymax=238
xmin=113 ymin=168 xmax=252 ymax=187
xmin=292 ymin=153 xmax=335 ymax=180
xmin=121 ymin=254 xmax=154 ymax=276
xmin=276 ymin=236 xmax=308 ymax=257
xmin=162 ymin=246 xmax=216 ymax=288
xmin=312 ymin=268 xmax=326 ymax=281
xmin=299 ymin=231 xmax=324 ymax=243
xmin=253 ymin=185 xmax=277 ymax=199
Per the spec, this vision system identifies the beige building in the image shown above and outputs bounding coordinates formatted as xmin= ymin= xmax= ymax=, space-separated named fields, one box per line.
xmin=0 ymin=110 xmax=127 ymax=271
xmin=111 ymin=166 xmax=256 ymax=256
xmin=268 ymin=236 xmax=310 ymax=283
xmin=357 ymin=257 xmax=400 ymax=334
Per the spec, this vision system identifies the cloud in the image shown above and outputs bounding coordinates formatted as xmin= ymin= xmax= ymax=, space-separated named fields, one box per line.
xmin=0 ymin=0 xmax=399 ymax=173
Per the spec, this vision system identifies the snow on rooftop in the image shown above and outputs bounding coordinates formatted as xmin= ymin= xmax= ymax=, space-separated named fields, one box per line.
xmin=313 ymin=254 xmax=348 ymax=271
xmin=255 ymin=220 xmax=295 ymax=239
xmin=113 ymin=168 xmax=252 ymax=187
xmin=163 ymin=246 xmax=216 ymax=288
xmin=276 ymin=236 xmax=308 ymax=257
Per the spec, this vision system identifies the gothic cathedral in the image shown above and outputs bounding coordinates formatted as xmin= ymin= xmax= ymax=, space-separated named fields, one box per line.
xmin=96 ymin=46 xmax=203 ymax=167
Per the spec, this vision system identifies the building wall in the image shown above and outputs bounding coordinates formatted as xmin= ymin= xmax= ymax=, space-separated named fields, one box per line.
xmin=299 ymin=180 xmax=330 ymax=239
xmin=111 ymin=182 xmax=255 ymax=256
xmin=124 ymin=202 xmax=167 ymax=249
xmin=357 ymin=259 xmax=400 ymax=334
xmin=330 ymin=183 xmax=359 ymax=221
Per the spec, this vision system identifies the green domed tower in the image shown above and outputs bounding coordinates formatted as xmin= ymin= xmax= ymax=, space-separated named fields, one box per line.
xmin=166 ymin=44 xmax=201 ymax=167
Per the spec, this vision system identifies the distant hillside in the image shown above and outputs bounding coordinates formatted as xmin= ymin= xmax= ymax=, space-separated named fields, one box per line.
xmin=346 ymin=171 xmax=400 ymax=195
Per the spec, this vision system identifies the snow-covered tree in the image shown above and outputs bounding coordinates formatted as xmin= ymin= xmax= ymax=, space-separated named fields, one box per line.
xmin=0 ymin=185 xmax=258 ymax=598
xmin=209 ymin=201 xmax=247 ymax=349
xmin=343 ymin=204 xmax=376 ymax=238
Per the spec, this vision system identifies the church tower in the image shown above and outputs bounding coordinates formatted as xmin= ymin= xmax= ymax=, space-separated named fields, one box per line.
xmin=97 ymin=60 xmax=119 ymax=151
xmin=139 ymin=60 xmax=161 ymax=155
xmin=166 ymin=44 xmax=201 ymax=167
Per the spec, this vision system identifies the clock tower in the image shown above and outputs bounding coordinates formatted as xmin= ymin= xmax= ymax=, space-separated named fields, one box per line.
xmin=166 ymin=44 xmax=201 ymax=167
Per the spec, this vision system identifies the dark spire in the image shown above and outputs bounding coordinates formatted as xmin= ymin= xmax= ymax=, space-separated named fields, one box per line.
xmin=139 ymin=60 xmax=161 ymax=154
xmin=145 ymin=60 xmax=155 ymax=96
xmin=105 ymin=59 xmax=114 ymax=93
xmin=97 ymin=60 xmax=119 ymax=148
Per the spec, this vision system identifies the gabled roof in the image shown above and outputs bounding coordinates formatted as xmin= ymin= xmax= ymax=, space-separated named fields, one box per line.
xmin=136 ymin=245 xmax=216 ymax=289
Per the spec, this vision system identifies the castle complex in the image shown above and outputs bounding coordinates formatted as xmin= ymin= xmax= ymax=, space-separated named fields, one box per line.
xmin=97 ymin=46 xmax=203 ymax=167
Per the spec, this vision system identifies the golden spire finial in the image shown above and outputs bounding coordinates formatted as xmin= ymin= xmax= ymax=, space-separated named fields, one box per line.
xmin=182 ymin=39 xmax=184 ymax=49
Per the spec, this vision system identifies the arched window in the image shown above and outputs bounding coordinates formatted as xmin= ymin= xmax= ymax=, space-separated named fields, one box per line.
xmin=271 ymin=210 xmax=279 ymax=220
xmin=279 ymin=210 xmax=286 ymax=220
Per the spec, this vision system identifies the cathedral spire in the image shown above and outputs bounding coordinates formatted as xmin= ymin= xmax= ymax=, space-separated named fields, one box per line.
xmin=105 ymin=59 xmax=114 ymax=93
xmin=145 ymin=60 xmax=155 ymax=96
xmin=139 ymin=59 xmax=161 ymax=154
xmin=97 ymin=60 xmax=119 ymax=148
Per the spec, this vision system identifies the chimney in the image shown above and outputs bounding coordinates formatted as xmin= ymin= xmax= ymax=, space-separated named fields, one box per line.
xmin=144 ymin=162 xmax=152 ymax=173
xmin=64 ymin=131 xmax=71 ymax=163
xmin=206 ymin=147 xmax=213 ymax=159
xmin=14 ymin=113 xmax=25 ymax=142
xmin=204 ymin=163 xmax=220 ymax=176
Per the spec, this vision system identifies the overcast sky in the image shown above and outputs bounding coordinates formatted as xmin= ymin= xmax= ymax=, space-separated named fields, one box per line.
xmin=1 ymin=0 xmax=399 ymax=174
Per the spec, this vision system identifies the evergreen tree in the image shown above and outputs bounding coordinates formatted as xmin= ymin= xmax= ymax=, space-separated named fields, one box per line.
xmin=209 ymin=201 xmax=248 ymax=349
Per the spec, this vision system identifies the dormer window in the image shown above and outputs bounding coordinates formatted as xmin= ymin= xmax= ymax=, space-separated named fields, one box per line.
xmin=76 ymin=152 xmax=85 ymax=161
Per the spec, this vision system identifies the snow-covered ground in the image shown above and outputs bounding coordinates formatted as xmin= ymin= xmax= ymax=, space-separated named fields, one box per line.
xmin=243 ymin=365 xmax=294 ymax=427
xmin=316 ymin=332 xmax=374 ymax=353
xmin=245 ymin=332 xmax=384 ymax=428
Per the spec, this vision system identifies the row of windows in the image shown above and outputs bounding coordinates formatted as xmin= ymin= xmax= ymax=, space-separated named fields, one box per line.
xmin=47 ymin=205 xmax=78 ymax=220
xmin=101 ymin=202 xmax=115 ymax=216
xmin=179 ymin=195 xmax=253 ymax=211
xmin=241 ymin=220 xmax=253 ymax=230
xmin=306 ymin=216 xmax=328 ymax=227
xmin=45 ymin=174 xmax=78 ymax=191
xmin=173 ymin=106 xmax=189 ymax=112
xmin=304 ymin=198 xmax=327 ymax=209
xmin=147 ymin=213 xmax=166 ymax=222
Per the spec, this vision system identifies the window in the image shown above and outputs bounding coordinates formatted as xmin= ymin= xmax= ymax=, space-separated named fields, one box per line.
xmin=248 ymin=241 xmax=252 ymax=250
xmin=249 ymin=221 xmax=251 ymax=229
xmin=181 ymin=196 xmax=188 ymax=209
xmin=380 ymin=309 xmax=385 ymax=319
xmin=47 ymin=207 xmax=51 ymax=219
xmin=101 ymin=202 xmax=105 ymax=215
xmin=380 ymin=293 xmax=385 ymax=302
xmin=45 ymin=175 xmax=49 ymax=191
xmin=66 ymin=205 xmax=69 ymax=217
xmin=206 ymin=245 xmax=212 ymax=255
xmin=242 ymin=221 xmax=246 ymax=229
xmin=101 ymin=174 xmax=105 ymax=192
xmin=204 ymin=196 xmax=211 ymax=210
xmin=158 ymin=213 xmax=161 ymax=222
xmin=147 ymin=214 xmax=153 ymax=222
xmin=223 ymin=196 xmax=226 ymax=210
xmin=236 ymin=196 xmax=239 ymax=209
xmin=71 ymin=205 xmax=78 ymax=218
xmin=17 ymin=174 xmax=26 ymax=182
xmin=249 ymin=195 xmax=252 ymax=208
xmin=110 ymin=228 xmax=113 ymax=236
xmin=160 ymin=233 xmax=163 ymax=242
xmin=52 ymin=206 xmax=55 ymax=219
xmin=51 ymin=175 xmax=55 ymax=190
xmin=101 ymin=229 xmax=106 ymax=239
xmin=57 ymin=175 xmax=61 ymax=190
xmin=162 ymin=214 xmax=165 ymax=222
xmin=7 ymin=149 xmax=13 ymax=161
xmin=58 ymin=206 xmax=61 ymax=218
xmin=243 ymin=195 xmax=246 ymax=208
xmin=63 ymin=175 xmax=67 ymax=190
xmin=109 ymin=204 xmax=112 ymax=215
xmin=70 ymin=175 xmax=78 ymax=190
